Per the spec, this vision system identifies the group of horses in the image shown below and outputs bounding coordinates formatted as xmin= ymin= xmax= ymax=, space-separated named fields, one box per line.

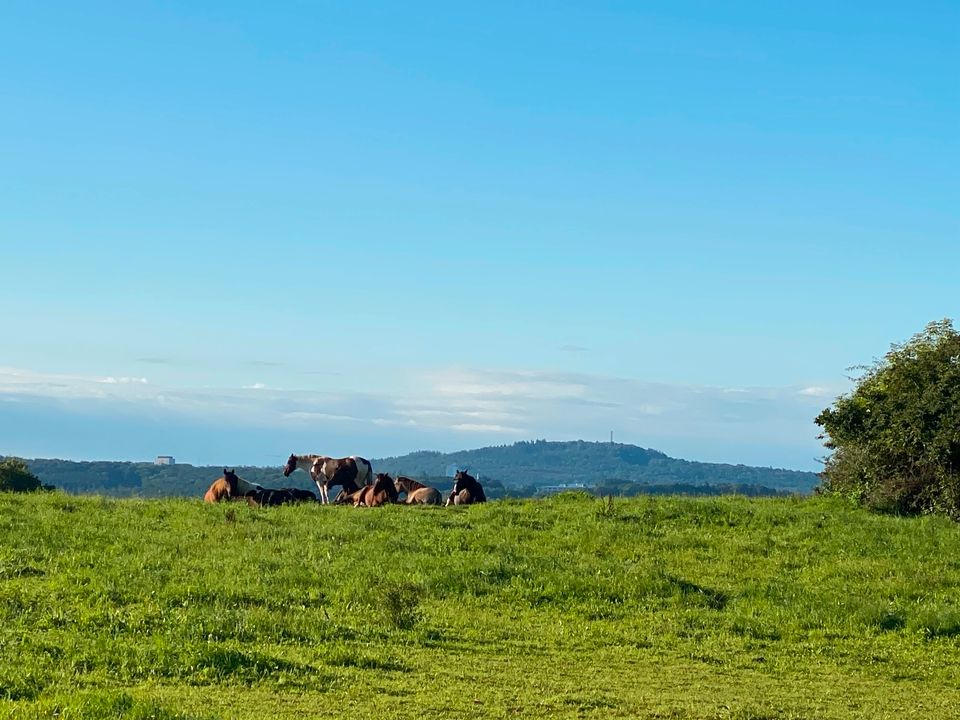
xmin=202 ymin=453 xmax=487 ymax=508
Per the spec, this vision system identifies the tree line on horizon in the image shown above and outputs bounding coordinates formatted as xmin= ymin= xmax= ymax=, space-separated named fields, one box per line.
xmin=5 ymin=441 xmax=805 ymax=500
xmin=12 ymin=316 xmax=960 ymax=521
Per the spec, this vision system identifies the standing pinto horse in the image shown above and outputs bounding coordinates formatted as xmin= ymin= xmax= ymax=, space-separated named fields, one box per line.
xmin=283 ymin=453 xmax=373 ymax=505
xmin=445 ymin=470 xmax=487 ymax=506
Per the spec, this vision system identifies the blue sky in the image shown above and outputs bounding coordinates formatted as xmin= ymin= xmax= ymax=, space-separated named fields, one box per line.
xmin=1 ymin=1 xmax=957 ymax=470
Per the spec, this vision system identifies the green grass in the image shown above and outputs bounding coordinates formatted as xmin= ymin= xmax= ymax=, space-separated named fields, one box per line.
xmin=1 ymin=492 xmax=960 ymax=718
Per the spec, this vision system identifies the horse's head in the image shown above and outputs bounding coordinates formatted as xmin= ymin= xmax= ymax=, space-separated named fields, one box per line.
xmin=222 ymin=468 xmax=239 ymax=494
xmin=453 ymin=470 xmax=475 ymax=493
xmin=282 ymin=453 xmax=297 ymax=477
xmin=372 ymin=473 xmax=398 ymax=503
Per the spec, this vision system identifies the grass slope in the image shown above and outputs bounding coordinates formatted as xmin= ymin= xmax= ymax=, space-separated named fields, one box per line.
xmin=1 ymin=492 xmax=959 ymax=718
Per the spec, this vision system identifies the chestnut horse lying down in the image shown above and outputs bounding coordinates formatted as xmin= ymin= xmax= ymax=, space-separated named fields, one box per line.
xmin=337 ymin=473 xmax=399 ymax=507
xmin=331 ymin=477 xmax=365 ymax=505
xmin=203 ymin=469 xmax=242 ymax=503
xmin=445 ymin=470 xmax=486 ymax=506
xmin=394 ymin=476 xmax=442 ymax=505
xmin=203 ymin=469 xmax=315 ymax=506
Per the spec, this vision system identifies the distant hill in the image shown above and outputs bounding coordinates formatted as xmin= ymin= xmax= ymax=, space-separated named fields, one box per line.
xmin=11 ymin=458 xmax=315 ymax=499
xmin=5 ymin=440 xmax=818 ymax=498
xmin=373 ymin=440 xmax=819 ymax=494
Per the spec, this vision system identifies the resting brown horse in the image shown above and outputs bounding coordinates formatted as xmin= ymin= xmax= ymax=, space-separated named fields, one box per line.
xmin=204 ymin=469 xmax=240 ymax=503
xmin=334 ymin=487 xmax=364 ymax=505
xmin=394 ymin=476 xmax=441 ymax=505
xmin=354 ymin=473 xmax=399 ymax=507
xmin=445 ymin=470 xmax=486 ymax=506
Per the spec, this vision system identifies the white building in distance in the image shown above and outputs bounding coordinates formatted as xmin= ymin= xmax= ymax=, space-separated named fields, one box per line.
xmin=155 ymin=455 xmax=175 ymax=466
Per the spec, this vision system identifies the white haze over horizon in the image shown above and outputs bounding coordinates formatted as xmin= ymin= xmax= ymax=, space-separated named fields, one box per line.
xmin=0 ymin=364 xmax=839 ymax=471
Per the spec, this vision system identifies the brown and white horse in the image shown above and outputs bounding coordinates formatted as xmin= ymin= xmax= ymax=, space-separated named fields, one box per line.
xmin=282 ymin=453 xmax=373 ymax=504
xmin=394 ymin=476 xmax=442 ymax=505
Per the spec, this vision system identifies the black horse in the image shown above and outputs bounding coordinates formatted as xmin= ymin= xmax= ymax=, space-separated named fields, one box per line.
xmin=445 ymin=470 xmax=486 ymax=506
xmin=245 ymin=487 xmax=316 ymax=507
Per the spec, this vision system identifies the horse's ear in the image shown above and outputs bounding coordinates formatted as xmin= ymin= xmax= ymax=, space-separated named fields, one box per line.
xmin=223 ymin=468 xmax=228 ymax=475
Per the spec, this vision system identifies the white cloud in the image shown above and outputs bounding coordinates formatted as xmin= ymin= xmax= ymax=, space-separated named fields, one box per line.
xmin=371 ymin=417 xmax=419 ymax=427
xmin=430 ymin=369 xmax=589 ymax=403
xmin=280 ymin=411 xmax=362 ymax=423
xmin=0 ymin=364 xmax=841 ymax=469
xmin=799 ymin=386 xmax=833 ymax=398
xmin=0 ymin=366 xmax=153 ymax=400
xmin=451 ymin=423 xmax=526 ymax=434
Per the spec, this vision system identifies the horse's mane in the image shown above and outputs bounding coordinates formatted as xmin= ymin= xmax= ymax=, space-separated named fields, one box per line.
xmin=398 ymin=476 xmax=427 ymax=490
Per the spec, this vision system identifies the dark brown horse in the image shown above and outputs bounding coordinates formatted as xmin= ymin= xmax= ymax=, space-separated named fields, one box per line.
xmin=354 ymin=473 xmax=399 ymax=507
xmin=203 ymin=469 xmax=240 ymax=503
xmin=283 ymin=453 xmax=373 ymax=504
xmin=394 ymin=476 xmax=442 ymax=505
xmin=446 ymin=470 xmax=486 ymax=506
xmin=333 ymin=486 xmax=365 ymax=505
xmin=331 ymin=477 xmax=364 ymax=504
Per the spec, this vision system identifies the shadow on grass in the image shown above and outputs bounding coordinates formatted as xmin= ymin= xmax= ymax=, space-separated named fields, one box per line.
xmin=663 ymin=573 xmax=729 ymax=610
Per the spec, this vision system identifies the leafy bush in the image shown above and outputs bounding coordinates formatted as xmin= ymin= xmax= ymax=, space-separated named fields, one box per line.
xmin=816 ymin=319 xmax=960 ymax=517
xmin=0 ymin=458 xmax=42 ymax=493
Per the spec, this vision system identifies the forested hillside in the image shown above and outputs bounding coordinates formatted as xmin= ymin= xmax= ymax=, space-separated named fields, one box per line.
xmin=6 ymin=441 xmax=817 ymax=497
xmin=375 ymin=440 xmax=818 ymax=493
xmin=16 ymin=459 xmax=315 ymax=498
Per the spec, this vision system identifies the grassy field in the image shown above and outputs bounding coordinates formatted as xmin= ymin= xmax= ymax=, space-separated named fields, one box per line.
xmin=1 ymin=492 xmax=960 ymax=719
